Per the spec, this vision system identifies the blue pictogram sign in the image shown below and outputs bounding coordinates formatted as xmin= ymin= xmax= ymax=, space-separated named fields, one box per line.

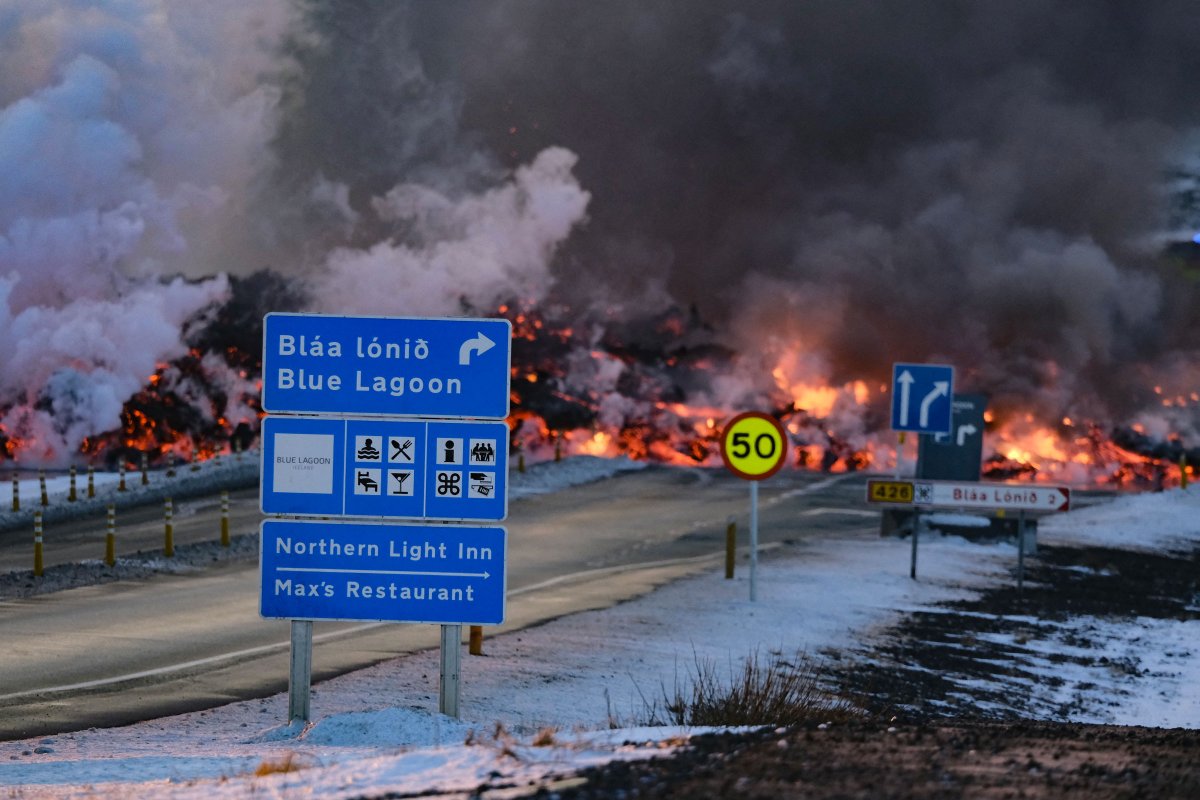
xmin=260 ymin=415 xmax=508 ymax=522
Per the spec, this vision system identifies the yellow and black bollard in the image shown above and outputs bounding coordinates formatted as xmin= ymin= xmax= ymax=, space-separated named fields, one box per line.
xmin=68 ymin=465 xmax=77 ymax=502
xmin=105 ymin=504 xmax=116 ymax=567
xmin=518 ymin=452 xmax=525 ymax=474
xmin=39 ymin=470 xmax=48 ymax=506
xmin=87 ymin=465 xmax=95 ymax=499
xmin=33 ymin=511 xmax=43 ymax=577
xmin=11 ymin=472 xmax=18 ymax=512
xmin=167 ymin=452 xmax=176 ymax=478
xmin=220 ymin=490 xmax=230 ymax=547
xmin=164 ymin=497 xmax=174 ymax=557
xmin=469 ymin=625 xmax=484 ymax=656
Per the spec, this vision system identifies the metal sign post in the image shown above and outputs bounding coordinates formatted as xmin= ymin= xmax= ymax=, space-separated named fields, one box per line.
xmin=749 ymin=481 xmax=759 ymax=601
xmin=440 ymin=624 xmax=461 ymax=717
xmin=719 ymin=412 xmax=788 ymax=602
xmin=289 ymin=620 xmax=313 ymax=722
xmin=1016 ymin=510 xmax=1027 ymax=593
xmin=910 ymin=510 xmax=921 ymax=580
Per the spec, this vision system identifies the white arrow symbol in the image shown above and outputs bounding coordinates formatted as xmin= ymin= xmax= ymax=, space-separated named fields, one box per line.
xmin=459 ymin=332 xmax=496 ymax=366
xmin=896 ymin=370 xmax=915 ymax=426
xmin=279 ymin=567 xmax=491 ymax=579
xmin=956 ymin=423 xmax=978 ymax=446
xmin=919 ymin=381 xmax=950 ymax=428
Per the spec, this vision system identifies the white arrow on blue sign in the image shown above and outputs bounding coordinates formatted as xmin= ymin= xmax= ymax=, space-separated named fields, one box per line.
xmin=260 ymin=519 xmax=506 ymax=625
xmin=262 ymin=313 xmax=512 ymax=419
xmin=260 ymin=415 xmax=508 ymax=522
xmin=891 ymin=362 xmax=954 ymax=434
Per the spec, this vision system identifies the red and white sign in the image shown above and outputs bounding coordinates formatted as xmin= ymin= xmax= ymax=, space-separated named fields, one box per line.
xmin=913 ymin=480 xmax=1070 ymax=512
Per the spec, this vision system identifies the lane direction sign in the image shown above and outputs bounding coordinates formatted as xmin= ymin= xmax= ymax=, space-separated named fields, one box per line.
xmin=866 ymin=478 xmax=1070 ymax=512
xmin=891 ymin=363 xmax=954 ymax=435
xmin=260 ymin=519 xmax=506 ymax=624
xmin=262 ymin=313 xmax=512 ymax=418
xmin=261 ymin=415 xmax=508 ymax=521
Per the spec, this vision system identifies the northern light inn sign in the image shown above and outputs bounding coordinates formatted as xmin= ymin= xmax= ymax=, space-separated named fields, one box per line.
xmin=260 ymin=518 xmax=506 ymax=625
xmin=262 ymin=313 xmax=513 ymax=419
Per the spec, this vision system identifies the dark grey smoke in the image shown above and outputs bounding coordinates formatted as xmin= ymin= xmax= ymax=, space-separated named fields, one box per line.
xmin=266 ymin=1 xmax=1200 ymax=440
xmin=7 ymin=1 xmax=1200 ymax=464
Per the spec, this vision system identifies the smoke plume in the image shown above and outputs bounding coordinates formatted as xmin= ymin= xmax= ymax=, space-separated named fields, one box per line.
xmin=5 ymin=1 xmax=1200 ymax=466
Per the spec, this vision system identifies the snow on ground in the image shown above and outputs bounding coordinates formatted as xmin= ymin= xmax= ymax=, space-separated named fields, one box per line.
xmin=0 ymin=466 xmax=1197 ymax=798
xmin=1037 ymin=485 xmax=1200 ymax=553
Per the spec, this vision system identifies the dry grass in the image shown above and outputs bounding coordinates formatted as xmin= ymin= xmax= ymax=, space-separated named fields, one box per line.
xmin=253 ymin=752 xmax=307 ymax=777
xmin=642 ymin=648 xmax=860 ymax=727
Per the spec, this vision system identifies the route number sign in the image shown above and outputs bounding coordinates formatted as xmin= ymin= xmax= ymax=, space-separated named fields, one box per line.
xmin=720 ymin=412 xmax=788 ymax=481
xmin=867 ymin=480 xmax=914 ymax=504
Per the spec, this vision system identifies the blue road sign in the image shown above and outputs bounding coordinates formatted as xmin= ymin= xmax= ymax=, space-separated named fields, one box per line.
xmin=261 ymin=415 xmax=508 ymax=521
xmin=260 ymin=519 xmax=506 ymax=624
xmin=262 ymin=313 xmax=512 ymax=418
xmin=891 ymin=362 xmax=954 ymax=434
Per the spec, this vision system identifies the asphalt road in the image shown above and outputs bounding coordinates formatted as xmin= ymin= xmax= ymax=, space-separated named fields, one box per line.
xmin=0 ymin=466 xmax=877 ymax=740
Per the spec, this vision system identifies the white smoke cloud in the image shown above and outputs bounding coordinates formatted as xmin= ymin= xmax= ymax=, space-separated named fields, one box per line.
xmin=0 ymin=0 xmax=296 ymax=463
xmin=310 ymin=147 xmax=590 ymax=316
xmin=0 ymin=273 xmax=230 ymax=463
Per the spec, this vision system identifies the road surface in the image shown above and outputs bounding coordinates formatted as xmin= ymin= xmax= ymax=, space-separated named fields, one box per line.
xmin=0 ymin=466 xmax=876 ymax=739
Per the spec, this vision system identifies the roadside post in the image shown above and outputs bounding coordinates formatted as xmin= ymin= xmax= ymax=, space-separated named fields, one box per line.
xmin=719 ymin=412 xmax=788 ymax=602
xmin=220 ymin=490 xmax=230 ymax=547
xmin=867 ymin=478 xmax=1070 ymax=581
xmin=259 ymin=313 xmax=512 ymax=722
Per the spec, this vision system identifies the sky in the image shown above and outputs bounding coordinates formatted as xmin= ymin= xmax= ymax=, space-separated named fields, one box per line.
xmin=0 ymin=460 xmax=1197 ymax=797
xmin=4 ymin=2 xmax=1200 ymax=464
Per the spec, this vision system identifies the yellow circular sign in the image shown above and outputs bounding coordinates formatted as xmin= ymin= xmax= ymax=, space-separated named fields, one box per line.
xmin=720 ymin=412 xmax=788 ymax=480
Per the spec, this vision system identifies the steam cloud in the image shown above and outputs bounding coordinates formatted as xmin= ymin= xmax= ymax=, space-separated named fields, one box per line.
xmin=4 ymin=1 xmax=1200 ymax=465
xmin=0 ymin=0 xmax=292 ymax=462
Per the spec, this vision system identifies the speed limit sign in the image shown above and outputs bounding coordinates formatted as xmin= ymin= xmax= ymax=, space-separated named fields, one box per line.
xmin=720 ymin=412 xmax=788 ymax=480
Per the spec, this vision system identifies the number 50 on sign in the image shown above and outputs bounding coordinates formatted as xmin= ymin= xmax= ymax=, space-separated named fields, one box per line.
xmin=720 ymin=412 xmax=788 ymax=480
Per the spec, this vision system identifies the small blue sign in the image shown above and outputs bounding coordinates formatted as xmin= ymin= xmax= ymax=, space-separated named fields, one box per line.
xmin=262 ymin=313 xmax=512 ymax=419
xmin=260 ymin=519 xmax=506 ymax=624
xmin=891 ymin=362 xmax=954 ymax=435
xmin=261 ymin=415 xmax=508 ymax=521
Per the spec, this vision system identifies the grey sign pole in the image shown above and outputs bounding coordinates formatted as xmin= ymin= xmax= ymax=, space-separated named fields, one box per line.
xmin=1017 ymin=510 xmax=1026 ymax=593
xmin=910 ymin=510 xmax=921 ymax=580
xmin=289 ymin=620 xmax=313 ymax=722
xmin=749 ymin=481 xmax=759 ymax=602
xmin=440 ymin=624 xmax=462 ymax=717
